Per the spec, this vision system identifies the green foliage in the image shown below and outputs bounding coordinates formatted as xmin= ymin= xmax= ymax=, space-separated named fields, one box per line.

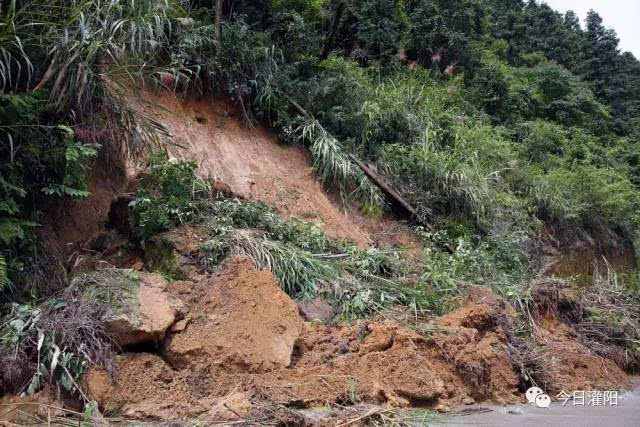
xmin=198 ymin=196 xmax=345 ymax=273
xmin=380 ymin=133 xmax=497 ymax=225
xmin=294 ymin=118 xmax=384 ymax=211
xmin=418 ymin=228 xmax=530 ymax=304
xmin=230 ymin=231 xmax=339 ymax=298
xmin=2 ymin=2 xmax=640 ymax=400
xmin=526 ymin=165 xmax=640 ymax=231
xmin=70 ymin=269 xmax=140 ymax=314
xmin=350 ymin=0 xmax=410 ymax=62
xmin=0 ymin=93 xmax=97 ymax=291
xmin=40 ymin=126 xmax=98 ymax=199
xmin=270 ymin=0 xmax=327 ymax=22
xmin=131 ymin=152 xmax=210 ymax=240
xmin=0 ymin=302 xmax=85 ymax=396
xmin=407 ymin=0 xmax=489 ymax=69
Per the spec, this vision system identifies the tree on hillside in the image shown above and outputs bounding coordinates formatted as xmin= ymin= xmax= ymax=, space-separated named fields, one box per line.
xmin=577 ymin=10 xmax=640 ymax=135
xmin=324 ymin=0 xmax=409 ymax=63
xmin=490 ymin=0 xmax=582 ymax=70
xmin=406 ymin=0 xmax=489 ymax=70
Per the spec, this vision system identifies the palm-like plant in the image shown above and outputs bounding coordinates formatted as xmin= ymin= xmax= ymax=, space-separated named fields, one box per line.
xmin=296 ymin=117 xmax=384 ymax=212
xmin=1 ymin=0 xmax=187 ymax=153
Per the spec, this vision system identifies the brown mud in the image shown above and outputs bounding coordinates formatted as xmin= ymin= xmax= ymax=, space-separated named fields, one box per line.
xmin=84 ymin=257 xmax=521 ymax=420
xmin=15 ymin=92 xmax=635 ymax=425
xmin=81 ymin=257 xmax=632 ymax=423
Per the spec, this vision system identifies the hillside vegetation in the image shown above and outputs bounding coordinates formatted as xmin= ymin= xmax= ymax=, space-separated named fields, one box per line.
xmin=1 ymin=0 xmax=640 ymax=422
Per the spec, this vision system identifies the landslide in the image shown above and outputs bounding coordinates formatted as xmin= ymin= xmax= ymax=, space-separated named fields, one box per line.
xmin=16 ymin=91 xmax=634 ymax=425
xmin=84 ymin=256 xmax=523 ymax=421
xmin=141 ymin=90 xmax=376 ymax=247
xmin=83 ymin=257 xmax=632 ymax=423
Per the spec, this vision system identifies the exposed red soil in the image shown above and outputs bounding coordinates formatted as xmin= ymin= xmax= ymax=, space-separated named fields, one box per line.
xmin=163 ymin=257 xmax=302 ymax=371
xmin=527 ymin=282 xmax=632 ymax=394
xmin=85 ymin=258 xmax=525 ymax=421
xmin=541 ymin=227 xmax=636 ymax=278
xmin=82 ymin=258 xmax=634 ymax=423
xmin=532 ymin=315 xmax=630 ymax=394
xmin=141 ymin=90 xmax=374 ymax=247
xmin=38 ymin=151 xmax=131 ymax=259
xmin=27 ymin=91 xmax=634 ymax=423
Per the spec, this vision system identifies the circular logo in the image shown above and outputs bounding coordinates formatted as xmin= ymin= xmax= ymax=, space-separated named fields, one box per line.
xmin=525 ymin=386 xmax=544 ymax=403
xmin=535 ymin=393 xmax=551 ymax=408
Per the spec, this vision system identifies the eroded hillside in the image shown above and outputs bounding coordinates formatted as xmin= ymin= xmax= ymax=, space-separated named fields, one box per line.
xmin=3 ymin=89 xmax=638 ymax=425
xmin=2 ymin=1 xmax=640 ymax=425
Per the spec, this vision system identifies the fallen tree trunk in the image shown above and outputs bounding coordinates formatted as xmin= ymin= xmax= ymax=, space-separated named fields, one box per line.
xmin=281 ymin=91 xmax=453 ymax=251
xmin=347 ymin=154 xmax=418 ymax=220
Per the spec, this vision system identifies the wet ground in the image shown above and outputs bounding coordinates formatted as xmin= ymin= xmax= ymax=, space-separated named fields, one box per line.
xmin=431 ymin=380 xmax=640 ymax=427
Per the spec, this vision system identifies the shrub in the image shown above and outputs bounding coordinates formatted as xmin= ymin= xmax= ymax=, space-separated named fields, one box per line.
xmin=131 ymin=152 xmax=210 ymax=240
xmin=380 ymin=134 xmax=496 ymax=226
xmin=0 ymin=93 xmax=98 ymax=292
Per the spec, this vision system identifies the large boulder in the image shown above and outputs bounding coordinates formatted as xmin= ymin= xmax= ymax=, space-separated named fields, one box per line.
xmin=163 ymin=256 xmax=302 ymax=371
xmin=94 ymin=273 xmax=181 ymax=346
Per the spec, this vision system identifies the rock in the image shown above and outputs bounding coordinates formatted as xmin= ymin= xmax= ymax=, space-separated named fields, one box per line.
xmin=435 ymin=403 xmax=451 ymax=413
xmin=203 ymin=392 xmax=252 ymax=421
xmin=298 ymin=299 xmax=335 ymax=322
xmin=104 ymin=273 xmax=179 ymax=346
xmin=164 ymin=256 xmax=302 ymax=371
xmin=463 ymin=396 xmax=476 ymax=405
xmin=170 ymin=315 xmax=191 ymax=333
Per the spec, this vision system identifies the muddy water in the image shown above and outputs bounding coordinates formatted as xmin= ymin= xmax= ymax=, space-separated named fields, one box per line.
xmin=430 ymin=380 xmax=640 ymax=427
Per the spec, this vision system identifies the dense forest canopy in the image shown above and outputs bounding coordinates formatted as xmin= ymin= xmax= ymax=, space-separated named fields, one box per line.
xmin=0 ymin=0 xmax=638 ymax=288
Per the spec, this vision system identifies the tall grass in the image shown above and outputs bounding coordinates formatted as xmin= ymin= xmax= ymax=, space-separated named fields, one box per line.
xmin=296 ymin=118 xmax=384 ymax=213
xmin=0 ymin=0 xmax=187 ymax=154
xmin=0 ymin=0 xmax=34 ymax=89
xmin=381 ymin=132 xmax=497 ymax=224
xmin=229 ymin=231 xmax=339 ymax=299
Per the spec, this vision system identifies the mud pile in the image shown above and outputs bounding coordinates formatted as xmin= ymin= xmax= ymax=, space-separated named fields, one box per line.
xmin=528 ymin=282 xmax=631 ymax=394
xmin=84 ymin=257 xmax=526 ymax=421
xmin=163 ymin=256 xmax=302 ymax=371
xmin=20 ymin=91 xmax=632 ymax=424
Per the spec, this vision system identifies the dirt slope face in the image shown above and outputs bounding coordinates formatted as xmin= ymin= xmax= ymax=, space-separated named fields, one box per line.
xmin=142 ymin=91 xmax=372 ymax=247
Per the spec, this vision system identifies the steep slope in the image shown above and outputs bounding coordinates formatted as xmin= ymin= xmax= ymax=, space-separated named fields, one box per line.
xmin=142 ymin=90 xmax=374 ymax=247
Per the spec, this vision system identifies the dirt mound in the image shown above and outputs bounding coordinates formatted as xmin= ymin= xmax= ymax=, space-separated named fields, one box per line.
xmin=434 ymin=287 xmax=521 ymax=403
xmin=85 ymin=353 xmax=197 ymax=420
xmin=533 ymin=316 xmax=630 ymax=394
xmin=84 ymin=272 xmax=636 ymax=422
xmin=142 ymin=91 xmax=373 ymax=247
xmin=86 ymin=270 xmax=526 ymax=420
xmin=163 ymin=256 xmax=302 ymax=371
xmin=529 ymin=280 xmax=631 ymax=394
